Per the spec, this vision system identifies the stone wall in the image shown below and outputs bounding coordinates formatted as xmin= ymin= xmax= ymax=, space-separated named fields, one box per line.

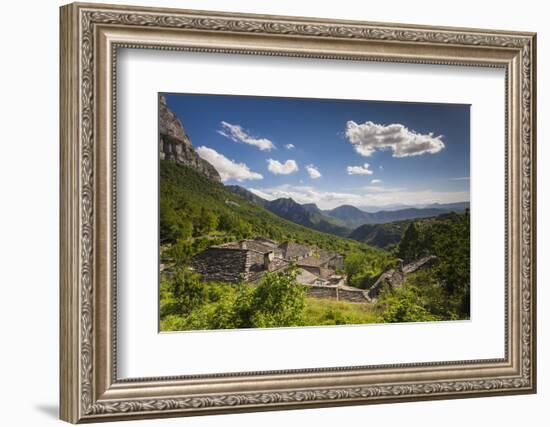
xmin=328 ymin=255 xmax=344 ymax=270
xmin=191 ymin=248 xmax=248 ymax=283
xmin=305 ymin=285 xmax=369 ymax=303
xmin=338 ymin=287 xmax=370 ymax=303
xmin=245 ymin=250 xmax=265 ymax=272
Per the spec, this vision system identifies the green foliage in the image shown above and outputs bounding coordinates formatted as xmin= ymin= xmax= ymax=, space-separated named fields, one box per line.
xmin=344 ymin=249 xmax=397 ymax=289
xmin=404 ymin=210 xmax=471 ymax=317
xmin=349 ymin=221 xmax=408 ymax=249
xmin=398 ymin=222 xmax=422 ymax=262
xmin=430 ymin=210 xmax=471 ymax=316
xmin=377 ymin=268 xmax=468 ymax=323
xmin=379 ymin=210 xmax=471 ymax=320
xmin=303 ymin=298 xmax=380 ymax=326
xmin=168 ymin=239 xmax=194 ymax=267
xmin=160 ymin=198 xmax=193 ymax=243
xmin=160 ymin=268 xmax=387 ymax=331
xmin=171 ymin=268 xmax=207 ymax=315
xmin=377 ymin=285 xmax=439 ymax=323
xmin=246 ymin=267 xmax=306 ymax=328
xmin=405 ymin=270 xmax=463 ymax=320
xmin=160 ymin=268 xmax=307 ymax=331
xmin=196 ymin=207 xmax=218 ymax=235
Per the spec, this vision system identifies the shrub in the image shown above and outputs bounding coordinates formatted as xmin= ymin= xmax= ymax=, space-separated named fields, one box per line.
xmin=378 ymin=286 xmax=439 ymax=323
xmin=247 ymin=267 xmax=306 ymax=328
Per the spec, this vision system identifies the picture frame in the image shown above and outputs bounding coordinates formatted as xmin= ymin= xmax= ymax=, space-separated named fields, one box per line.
xmin=59 ymin=2 xmax=537 ymax=423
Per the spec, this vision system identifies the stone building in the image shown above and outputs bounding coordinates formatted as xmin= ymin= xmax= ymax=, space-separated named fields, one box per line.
xmin=319 ymin=250 xmax=344 ymax=270
xmin=190 ymin=238 xmax=342 ymax=284
xmin=366 ymin=255 xmax=437 ymax=301
xmin=296 ymin=256 xmax=334 ymax=280
xmin=190 ymin=237 xmax=372 ymax=303
xmin=278 ymin=241 xmax=313 ymax=261
xmin=190 ymin=237 xmax=288 ymax=283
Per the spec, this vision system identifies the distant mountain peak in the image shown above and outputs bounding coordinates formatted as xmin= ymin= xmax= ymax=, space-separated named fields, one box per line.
xmin=226 ymin=188 xmax=350 ymax=237
xmin=225 ymin=185 xmax=268 ymax=206
xmin=302 ymin=203 xmax=319 ymax=209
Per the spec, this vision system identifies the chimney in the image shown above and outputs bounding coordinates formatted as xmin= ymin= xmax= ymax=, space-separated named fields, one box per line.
xmin=264 ymin=251 xmax=274 ymax=271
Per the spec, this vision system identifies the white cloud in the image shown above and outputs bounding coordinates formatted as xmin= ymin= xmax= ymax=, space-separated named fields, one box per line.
xmin=450 ymin=176 xmax=470 ymax=181
xmin=267 ymin=159 xmax=299 ymax=175
xmin=217 ymin=121 xmax=275 ymax=151
xmin=248 ymin=184 xmax=468 ymax=210
xmin=371 ymin=179 xmax=383 ymax=184
xmin=284 ymin=144 xmax=295 ymax=150
xmin=247 ymin=188 xmax=277 ymax=201
xmin=362 ymin=185 xmax=405 ymax=193
xmin=347 ymin=163 xmax=373 ymax=175
xmin=345 ymin=120 xmax=445 ymax=158
xmin=249 ymin=185 xmax=362 ymax=209
xmin=196 ymin=146 xmax=263 ymax=182
xmin=305 ymin=164 xmax=322 ymax=179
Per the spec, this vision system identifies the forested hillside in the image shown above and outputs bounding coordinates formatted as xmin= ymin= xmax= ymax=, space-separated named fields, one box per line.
xmin=160 ymin=161 xmax=383 ymax=258
xmin=226 ymin=185 xmax=350 ymax=237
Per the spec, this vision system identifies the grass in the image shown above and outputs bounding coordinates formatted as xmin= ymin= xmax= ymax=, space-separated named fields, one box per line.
xmin=303 ymin=297 xmax=381 ymax=326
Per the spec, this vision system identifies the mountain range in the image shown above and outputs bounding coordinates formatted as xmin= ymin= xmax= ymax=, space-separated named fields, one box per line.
xmin=324 ymin=203 xmax=469 ymax=228
xmin=227 ymin=185 xmax=468 ymax=233
xmin=160 ymin=98 xmax=468 ymax=248
xmin=227 ymin=186 xmax=351 ymax=237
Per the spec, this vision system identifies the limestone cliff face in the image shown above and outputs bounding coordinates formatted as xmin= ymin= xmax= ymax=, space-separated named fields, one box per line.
xmin=159 ymin=95 xmax=221 ymax=183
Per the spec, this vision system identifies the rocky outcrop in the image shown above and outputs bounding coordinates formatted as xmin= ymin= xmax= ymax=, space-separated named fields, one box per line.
xmin=159 ymin=95 xmax=221 ymax=183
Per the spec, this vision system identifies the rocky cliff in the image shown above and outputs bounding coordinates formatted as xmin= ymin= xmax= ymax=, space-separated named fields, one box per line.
xmin=159 ymin=95 xmax=221 ymax=183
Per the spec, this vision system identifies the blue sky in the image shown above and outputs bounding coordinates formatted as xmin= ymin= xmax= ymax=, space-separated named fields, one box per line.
xmin=163 ymin=93 xmax=470 ymax=210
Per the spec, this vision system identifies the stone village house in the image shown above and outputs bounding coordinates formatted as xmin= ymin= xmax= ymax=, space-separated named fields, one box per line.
xmin=189 ymin=238 xmax=369 ymax=302
xmin=190 ymin=238 xmax=342 ymax=284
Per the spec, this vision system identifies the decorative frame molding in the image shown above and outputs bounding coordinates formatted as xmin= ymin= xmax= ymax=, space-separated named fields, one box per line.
xmin=60 ymin=2 xmax=536 ymax=423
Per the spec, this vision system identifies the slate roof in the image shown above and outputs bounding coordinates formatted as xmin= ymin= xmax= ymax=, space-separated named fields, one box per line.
xmin=402 ymin=255 xmax=436 ymax=274
xmin=296 ymin=268 xmax=321 ymax=285
xmin=215 ymin=239 xmax=282 ymax=255
xmin=279 ymin=241 xmax=313 ymax=260
xmin=296 ymin=256 xmax=326 ymax=268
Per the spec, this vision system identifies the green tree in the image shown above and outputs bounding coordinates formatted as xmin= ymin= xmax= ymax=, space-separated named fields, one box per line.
xmin=160 ymin=202 xmax=193 ymax=243
xmin=236 ymin=219 xmax=253 ymax=238
xmin=398 ymin=222 xmax=422 ymax=262
xmin=218 ymin=212 xmax=238 ymax=233
xmin=247 ymin=267 xmax=306 ymax=328
xmin=169 ymin=238 xmax=194 ymax=266
xmin=196 ymin=208 xmax=218 ymax=235
xmin=344 ymin=251 xmax=366 ymax=283
xmin=432 ymin=210 xmax=470 ymax=316
xmin=403 ymin=270 xmax=461 ymax=320
xmin=378 ymin=286 xmax=439 ymax=323
xmin=171 ymin=268 xmax=207 ymax=315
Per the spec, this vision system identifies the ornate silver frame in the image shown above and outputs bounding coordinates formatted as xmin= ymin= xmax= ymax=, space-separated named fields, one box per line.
xmin=60 ymin=2 xmax=537 ymax=423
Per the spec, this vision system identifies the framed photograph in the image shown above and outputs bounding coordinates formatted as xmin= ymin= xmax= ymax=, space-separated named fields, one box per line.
xmin=60 ymin=2 xmax=537 ymax=423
